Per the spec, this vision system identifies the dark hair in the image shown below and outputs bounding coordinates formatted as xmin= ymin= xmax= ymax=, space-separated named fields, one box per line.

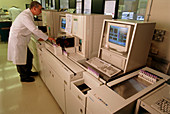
xmin=30 ymin=1 xmax=42 ymax=9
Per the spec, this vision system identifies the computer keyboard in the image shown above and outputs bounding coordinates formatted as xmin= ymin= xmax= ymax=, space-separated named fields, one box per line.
xmin=86 ymin=57 xmax=121 ymax=77
xmin=151 ymin=97 xmax=170 ymax=114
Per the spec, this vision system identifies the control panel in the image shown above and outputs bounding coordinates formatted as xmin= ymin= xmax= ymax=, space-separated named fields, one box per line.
xmin=151 ymin=97 xmax=170 ymax=114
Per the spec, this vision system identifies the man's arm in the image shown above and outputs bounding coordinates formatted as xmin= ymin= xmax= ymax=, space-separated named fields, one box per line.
xmin=21 ymin=14 xmax=48 ymax=41
xmin=38 ymin=37 xmax=56 ymax=42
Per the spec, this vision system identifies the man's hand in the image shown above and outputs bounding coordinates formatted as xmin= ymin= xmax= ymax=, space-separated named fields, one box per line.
xmin=38 ymin=38 xmax=44 ymax=41
xmin=48 ymin=37 xmax=56 ymax=42
xmin=48 ymin=37 xmax=56 ymax=44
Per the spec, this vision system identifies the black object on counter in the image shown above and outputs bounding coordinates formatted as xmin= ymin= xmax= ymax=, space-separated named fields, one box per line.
xmin=56 ymin=36 xmax=74 ymax=51
xmin=0 ymin=21 xmax=12 ymax=42
xmin=38 ymin=26 xmax=47 ymax=33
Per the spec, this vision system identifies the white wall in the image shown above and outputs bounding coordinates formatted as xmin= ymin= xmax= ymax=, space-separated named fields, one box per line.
xmin=148 ymin=0 xmax=170 ymax=61
xmin=0 ymin=0 xmax=32 ymax=11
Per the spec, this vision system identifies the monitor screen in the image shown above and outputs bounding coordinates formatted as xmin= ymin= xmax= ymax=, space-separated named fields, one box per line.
xmin=60 ymin=17 xmax=66 ymax=32
xmin=61 ymin=18 xmax=66 ymax=29
xmin=109 ymin=25 xmax=128 ymax=47
xmin=106 ymin=23 xmax=132 ymax=52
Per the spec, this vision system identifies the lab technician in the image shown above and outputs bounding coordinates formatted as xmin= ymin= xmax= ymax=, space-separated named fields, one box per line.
xmin=8 ymin=6 xmax=22 ymax=22
xmin=8 ymin=1 xmax=55 ymax=82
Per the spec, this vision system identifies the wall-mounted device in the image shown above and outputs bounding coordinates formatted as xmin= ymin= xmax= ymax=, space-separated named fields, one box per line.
xmin=152 ymin=29 xmax=166 ymax=42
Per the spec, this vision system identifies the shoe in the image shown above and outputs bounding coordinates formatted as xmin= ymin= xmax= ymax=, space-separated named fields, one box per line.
xmin=21 ymin=77 xmax=35 ymax=82
xmin=29 ymin=72 xmax=39 ymax=76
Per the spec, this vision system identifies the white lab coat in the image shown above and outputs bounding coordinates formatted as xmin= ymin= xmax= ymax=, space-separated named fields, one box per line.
xmin=8 ymin=8 xmax=48 ymax=65
xmin=8 ymin=7 xmax=22 ymax=22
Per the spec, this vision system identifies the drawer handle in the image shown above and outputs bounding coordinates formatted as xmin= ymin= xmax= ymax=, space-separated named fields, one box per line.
xmin=142 ymin=104 xmax=145 ymax=107
xmin=78 ymin=95 xmax=82 ymax=101
xmin=63 ymin=67 xmax=68 ymax=72
xmin=64 ymin=80 xmax=67 ymax=85
xmin=80 ymin=108 xmax=83 ymax=113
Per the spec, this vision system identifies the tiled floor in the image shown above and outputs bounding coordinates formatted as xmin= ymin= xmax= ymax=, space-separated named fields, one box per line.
xmin=0 ymin=42 xmax=63 ymax=114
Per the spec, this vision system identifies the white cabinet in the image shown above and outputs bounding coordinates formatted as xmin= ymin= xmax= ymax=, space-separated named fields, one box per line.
xmin=51 ymin=69 xmax=65 ymax=113
xmin=45 ymin=63 xmax=66 ymax=113
xmin=38 ymin=46 xmax=83 ymax=113
xmin=37 ymin=46 xmax=66 ymax=112
xmin=37 ymin=41 xmax=85 ymax=114
xmin=65 ymin=72 xmax=102 ymax=114
xmin=37 ymin=48 xmax=46 ymax=82
xmin=40 ymin=49 xmax=66 ymax=113
xmin=65 ymin=86 xmax=85 ymax=114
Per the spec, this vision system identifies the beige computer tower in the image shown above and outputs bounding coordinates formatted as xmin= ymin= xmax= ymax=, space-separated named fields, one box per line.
xmin=71 ymin=14 xmax=112 ymax=59
xmin=42 ymin=10 xmax=55 ymax=37
xmin=42 ymin=10 xmax=66 ymax=38
xmin=53 ymin=12 xmax=67 ymax=38
xmin=98 ymin=19 xmax=156 ymax=73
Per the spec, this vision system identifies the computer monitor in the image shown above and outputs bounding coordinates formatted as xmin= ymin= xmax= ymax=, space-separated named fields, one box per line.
xmin=60 ymin=16 xmax=66 ymax=32
xmin=106 ymin=23 xmax=132 ymax=52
